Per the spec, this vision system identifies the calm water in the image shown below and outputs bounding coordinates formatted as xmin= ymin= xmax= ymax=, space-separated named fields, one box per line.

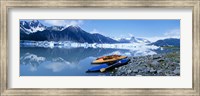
xmin=20 ymin=46 xmax=173 ymax=76
xmin=20 ymin=47 xmax=130 ymax=76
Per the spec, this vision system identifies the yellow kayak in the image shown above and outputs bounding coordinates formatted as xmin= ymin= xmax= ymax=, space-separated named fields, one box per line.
xmin=92 ymin=55 xmax=127 ymax=64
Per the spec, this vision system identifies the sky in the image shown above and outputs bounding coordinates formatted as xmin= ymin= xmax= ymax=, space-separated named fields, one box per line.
xmin=23 ymin=20 xmax=180 ymax=42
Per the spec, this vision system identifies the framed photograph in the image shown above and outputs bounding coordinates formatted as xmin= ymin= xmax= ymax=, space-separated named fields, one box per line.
xmin=1 ymin=0 xmax=200 ymax=96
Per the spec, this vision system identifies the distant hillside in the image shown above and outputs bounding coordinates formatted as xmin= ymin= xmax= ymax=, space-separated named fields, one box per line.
xmin=150 ymin=38 xmax=180 ymax=47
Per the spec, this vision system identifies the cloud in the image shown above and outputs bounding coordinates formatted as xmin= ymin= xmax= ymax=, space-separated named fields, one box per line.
xmin=45 ymin=60 xmax=76 ymax=72
xmin=128 ymin=33 xmax=134 ymax=37
xmin=141 ymin=29 xmax=180 ymax=42
xmin=43 ymin=20 xmax=83 ymax=27
xmin=67 ymin=20 xmax=83 ymax=27
xmin=43 ymin=20 xmax=66 ymax=26
xmin=44 ymin=57 xmax=80 ymax=72
xmin=164 ymin=29 xmax=180 ymax=38
xmin=90 ymin=29 xmax=100 ymax=34
xmin=45 ymin=62 xmax=69 ymax=72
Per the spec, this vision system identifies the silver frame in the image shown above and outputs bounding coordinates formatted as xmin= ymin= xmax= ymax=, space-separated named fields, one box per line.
xmin=0 ymin=0 xmax=199 ymax=95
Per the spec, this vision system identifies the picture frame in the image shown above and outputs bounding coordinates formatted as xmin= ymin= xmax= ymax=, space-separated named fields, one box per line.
xmin=0 ymin=0 xmax=199 ymax=96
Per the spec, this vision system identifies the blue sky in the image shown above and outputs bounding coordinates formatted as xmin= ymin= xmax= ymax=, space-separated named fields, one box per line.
xmin=23 ymin=20 xmax=180 ymax=41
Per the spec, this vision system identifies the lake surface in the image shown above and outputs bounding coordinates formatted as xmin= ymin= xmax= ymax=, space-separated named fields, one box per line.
xmin=20 ymin=46 xmax=175 ymax=76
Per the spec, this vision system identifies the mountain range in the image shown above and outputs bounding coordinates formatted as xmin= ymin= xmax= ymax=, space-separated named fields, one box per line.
xmin=20 ymin=20 xmax=120 ymax=43
xmin=20 ymin=20 xmax=180 ymax=46
xmin=150 ymin=38 xmax=180 ymax=47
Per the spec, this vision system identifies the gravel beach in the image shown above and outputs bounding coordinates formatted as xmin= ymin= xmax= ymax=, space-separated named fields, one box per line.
xmin=111 ymin=51 xmax=180 ymax=76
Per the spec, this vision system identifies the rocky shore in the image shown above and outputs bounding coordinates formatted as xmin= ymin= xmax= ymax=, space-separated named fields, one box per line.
xmin=111 ymin=51 xmax=180 ymax=76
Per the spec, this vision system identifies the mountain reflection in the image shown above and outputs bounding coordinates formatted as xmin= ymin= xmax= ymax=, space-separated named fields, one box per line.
xmin=20 ymin=47 xmax=122 ymax=63
xmin=20 ymin=47 xmax=158 ymax=76
xmin=20 ymin=47 xmax=126 ymax=75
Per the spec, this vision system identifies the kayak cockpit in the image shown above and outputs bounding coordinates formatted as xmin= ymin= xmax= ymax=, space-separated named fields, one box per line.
xmin=92 ymin=55 xmax=127 ymax=64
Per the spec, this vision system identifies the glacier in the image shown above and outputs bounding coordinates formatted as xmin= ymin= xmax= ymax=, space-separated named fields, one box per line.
xmin=20 ymin=40 xmax=159 ymax=51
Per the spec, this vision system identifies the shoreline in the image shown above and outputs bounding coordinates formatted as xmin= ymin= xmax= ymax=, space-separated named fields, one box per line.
xmin=111 ymin=51 xmax=180 ymax=76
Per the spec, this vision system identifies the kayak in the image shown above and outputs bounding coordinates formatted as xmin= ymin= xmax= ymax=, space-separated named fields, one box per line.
xmin=87 ymin=58 xmax=130 ymax=72
xmin=100 ymin=58 xmax=130 ymax=72
xmin=86 ymin=64 xmax=109 ymax=72
xmin=91 ymin=55 xmax=127 ymax=64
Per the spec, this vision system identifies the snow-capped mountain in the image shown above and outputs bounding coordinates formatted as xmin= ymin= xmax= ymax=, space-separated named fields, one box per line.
xmin=136 ymin=38 xmax=151 ymax=43
xmin=46 ymin=26 xmax=64 ymax=31
xmin=20 ymin=20 xmax=46 ymax=34
xmin=20 ymin=20 xmax=118 ymax=43
xmin=116 ymin=36 xmax=151 ymax=44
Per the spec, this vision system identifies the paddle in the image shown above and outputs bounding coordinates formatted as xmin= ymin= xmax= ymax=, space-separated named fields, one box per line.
xmin=100 ymin=60 xmax=122 ymax=72
xmin=100 ymin=58 xmax=130 ymax=72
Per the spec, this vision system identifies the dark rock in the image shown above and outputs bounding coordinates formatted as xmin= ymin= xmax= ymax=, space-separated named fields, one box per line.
xmin=157 ymin=69 xmax=163 ymax=73
xmin=153 ymin=55 xmax=162 ymax=59
xmin=133 ymin=69 xmax=138 ymax=73
xmin=127 ymin=70 xmax=132 ymax=74
xmin=150 ymin=68 xmax=156 ymax=73
xmin=173 ymin=68 xmax=180 ymax=75
xmin=151 ymin=61 xmax=159 ymax=65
